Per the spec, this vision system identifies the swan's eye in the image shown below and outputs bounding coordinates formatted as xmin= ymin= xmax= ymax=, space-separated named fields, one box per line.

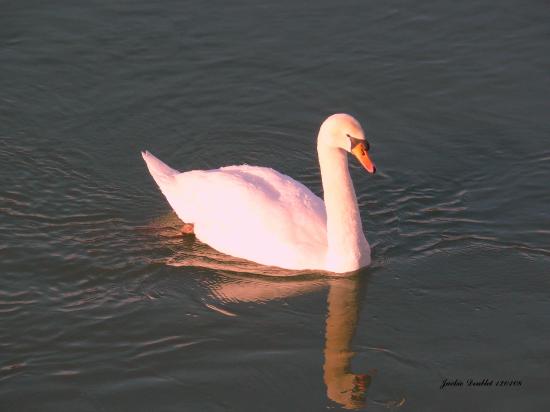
xmin=347 ymin=134 xmax=370 ymax=151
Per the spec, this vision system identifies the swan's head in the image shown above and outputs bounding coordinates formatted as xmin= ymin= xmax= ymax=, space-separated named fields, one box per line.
xmin=318 ymin=113 xmax=376 ymax=174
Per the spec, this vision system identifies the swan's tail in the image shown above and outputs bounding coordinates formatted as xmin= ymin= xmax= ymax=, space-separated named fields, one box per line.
xmin=142 ymin=151 xmax=194 ymax=222
xmin=141 ymin=150 xmax=180 ymax=198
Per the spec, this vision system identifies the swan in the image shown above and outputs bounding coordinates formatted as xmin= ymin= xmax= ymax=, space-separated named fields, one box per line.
xmin=142 ymin=113 xmax=376 ymax=273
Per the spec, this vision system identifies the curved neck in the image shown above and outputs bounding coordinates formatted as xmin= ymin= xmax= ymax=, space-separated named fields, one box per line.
xmin=318 ymin=143 xmax=370 ymax=272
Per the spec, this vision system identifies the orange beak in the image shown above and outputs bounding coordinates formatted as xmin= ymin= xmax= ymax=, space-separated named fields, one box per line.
xmin=351 ymin=142 xmax=376 ymax=174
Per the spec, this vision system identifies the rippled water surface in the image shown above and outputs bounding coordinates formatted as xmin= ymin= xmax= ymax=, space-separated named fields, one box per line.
xmin=1 ymin=0 xmax=549 ymax=410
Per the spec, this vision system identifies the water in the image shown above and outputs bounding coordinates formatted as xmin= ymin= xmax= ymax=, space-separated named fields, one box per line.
xmin=1 ymin=0 xmax=549 ymax=410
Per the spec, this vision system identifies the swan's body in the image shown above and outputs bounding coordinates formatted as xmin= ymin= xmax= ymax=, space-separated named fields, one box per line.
xmin=142 ymin=114 xmax=376 ymax=273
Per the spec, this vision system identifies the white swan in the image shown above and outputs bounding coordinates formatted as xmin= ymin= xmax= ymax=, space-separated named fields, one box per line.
xmin=142 ymin=113 xmax=376 ymax=274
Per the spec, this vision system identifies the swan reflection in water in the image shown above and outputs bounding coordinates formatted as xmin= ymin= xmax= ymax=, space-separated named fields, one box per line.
xmin=210 ymin=272 xmax=373 ymax=408
xmin=204 ymin=269 xmax=372 ymax=409
xmin=146 ymin=215 xmax=402 ymax=409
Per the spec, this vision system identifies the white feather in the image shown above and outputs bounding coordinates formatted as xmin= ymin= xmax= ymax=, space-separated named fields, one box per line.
xmin=142 ymin=114 xmax=372 ymax=273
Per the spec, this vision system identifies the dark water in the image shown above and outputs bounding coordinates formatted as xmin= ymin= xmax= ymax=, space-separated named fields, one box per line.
xmin=1 ymin=0 xmax=549 ymax=410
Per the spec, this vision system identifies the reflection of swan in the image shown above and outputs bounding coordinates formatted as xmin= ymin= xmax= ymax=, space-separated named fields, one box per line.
xmin=323 ymin=277 xmax=372 ymax=409
xmin=142 ymin=114 xmax=376 ymax=273
xmin=202 ymin=271 xmax=376 ymax=409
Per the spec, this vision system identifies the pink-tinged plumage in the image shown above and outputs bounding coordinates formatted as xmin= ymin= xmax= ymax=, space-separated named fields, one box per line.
xmin=142 ymin=113 xmax=373 ymax=273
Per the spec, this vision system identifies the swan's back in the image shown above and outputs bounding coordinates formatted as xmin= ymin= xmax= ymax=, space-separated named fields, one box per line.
xmin=143 ymin=152 xmax=328 ymax=270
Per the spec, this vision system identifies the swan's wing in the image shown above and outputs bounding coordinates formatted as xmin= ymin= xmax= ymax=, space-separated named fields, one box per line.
xmin=142 ymin=151 xmax=327 ymax=270
xmin=176 ymin=165 xmax=327 ymax=270
xmin=218 ymin=165 xmax=327 ymax=243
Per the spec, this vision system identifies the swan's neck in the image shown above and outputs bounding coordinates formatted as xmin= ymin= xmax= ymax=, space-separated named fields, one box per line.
xmin=318 ymin=144 xmax=370 ymax=272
